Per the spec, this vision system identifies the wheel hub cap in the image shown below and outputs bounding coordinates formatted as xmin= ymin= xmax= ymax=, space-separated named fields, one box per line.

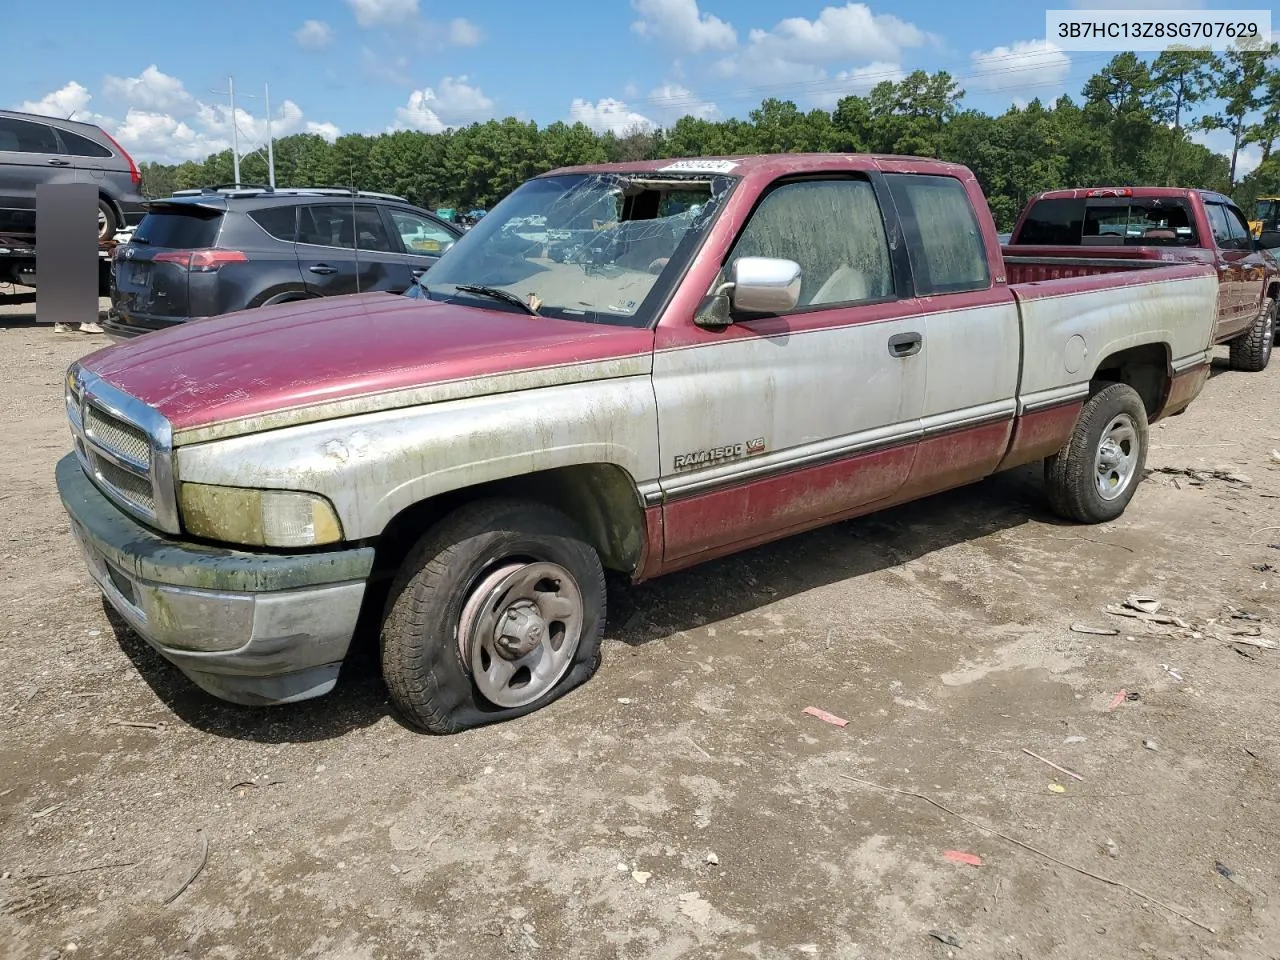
xmin=1094 ymin=413 xmax=1138 ymax=501
xmin=456 ymin=560 xmax=584 ymax=708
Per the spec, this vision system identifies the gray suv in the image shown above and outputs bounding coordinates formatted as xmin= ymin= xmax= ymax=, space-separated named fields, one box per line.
xmin=0 ymin=109 xmax=146 ymax=241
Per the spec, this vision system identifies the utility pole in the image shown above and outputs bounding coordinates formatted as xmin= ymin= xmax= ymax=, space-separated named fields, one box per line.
xmin=228 ymin=76 xmax=241 ymax=184
xmin=264 ymin=83 xmax=276 ymax=188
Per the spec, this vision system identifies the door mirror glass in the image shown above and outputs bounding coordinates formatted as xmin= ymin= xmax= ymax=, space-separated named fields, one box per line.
xmin=729 ymin=256 xmax=802 ymax=314
xmin=1259 ymin=231 xmax=1280 ymax=251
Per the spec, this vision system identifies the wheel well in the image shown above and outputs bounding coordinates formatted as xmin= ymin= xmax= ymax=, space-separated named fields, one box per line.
xmin=1267 ymin=281 xmax=1279 ymax=304
xmin=369 ymin=464 xmax=649 ymax=582
xmin=1090 ymin=343 xmax=1170 ymax=418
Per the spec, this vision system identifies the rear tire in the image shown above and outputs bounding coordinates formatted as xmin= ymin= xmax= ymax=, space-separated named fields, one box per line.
xmin=97 ymin=199 xmax=119 ymax=242
xmin=1044 ymin=383 xmax=1149 ymax=524
xmin=1229 ymin=298 xmax=1274 ymax=372
xmin=380 ymin=499 xmax=607 ymax=734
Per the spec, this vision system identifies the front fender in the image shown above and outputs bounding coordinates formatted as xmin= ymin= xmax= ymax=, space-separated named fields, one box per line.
xmin=172 ymin=377 xmax=661 ymax=540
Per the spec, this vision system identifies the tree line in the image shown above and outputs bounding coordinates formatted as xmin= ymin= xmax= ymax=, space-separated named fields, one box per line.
xmin=138 ymin=46 xmax=1280 ymax=232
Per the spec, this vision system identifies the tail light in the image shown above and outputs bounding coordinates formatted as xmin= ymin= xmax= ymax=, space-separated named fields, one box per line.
xmin=153 ymin=249 xmax=248 ymax=272
xmin=100 ymin=130 xmax=141 ymax=187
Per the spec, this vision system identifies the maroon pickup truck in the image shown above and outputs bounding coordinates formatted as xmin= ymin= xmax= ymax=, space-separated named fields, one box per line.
xmin=1006 ymin=187 xmax=1280 ymax=371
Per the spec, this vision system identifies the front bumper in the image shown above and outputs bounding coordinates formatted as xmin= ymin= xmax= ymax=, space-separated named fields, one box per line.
xmin=56 ymin=453 xmax=376 ymax=706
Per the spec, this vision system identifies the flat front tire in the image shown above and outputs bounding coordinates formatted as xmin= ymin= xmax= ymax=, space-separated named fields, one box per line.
xmin=380 ymin=499 xmax=606 ymax=734
xmin=1044 ymin=382 xmax=1149 ymax=524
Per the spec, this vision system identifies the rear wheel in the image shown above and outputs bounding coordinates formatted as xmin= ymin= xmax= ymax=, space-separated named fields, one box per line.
xmin=380 ymin=499 xmax=606 ymax=734
xmin=1229 ymin=298 xmax=1274 ymax=372
xmin=1044 ymin=383 xmax=1149 ymax=524
xmin=97 ymin=199 xmax=119 ymax=242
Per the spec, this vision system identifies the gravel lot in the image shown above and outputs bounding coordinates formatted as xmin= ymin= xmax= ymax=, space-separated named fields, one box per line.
xmin=2 ymin=299 xmax=1279 ymax=960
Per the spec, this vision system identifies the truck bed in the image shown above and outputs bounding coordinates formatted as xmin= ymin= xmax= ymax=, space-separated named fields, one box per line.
xmin=1001 ymin=244 xmax=1215 ymax=284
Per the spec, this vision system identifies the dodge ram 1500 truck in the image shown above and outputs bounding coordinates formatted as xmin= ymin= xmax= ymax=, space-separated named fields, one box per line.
xmin=1006 ymin=186 xmax=1280 ymax=371
xmin=57 ymin=154 xmax=1219 ymax=734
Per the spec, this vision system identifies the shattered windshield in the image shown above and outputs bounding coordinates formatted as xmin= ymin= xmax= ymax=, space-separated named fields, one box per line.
xmin=415 ymin=172 xmax=733 ymax=326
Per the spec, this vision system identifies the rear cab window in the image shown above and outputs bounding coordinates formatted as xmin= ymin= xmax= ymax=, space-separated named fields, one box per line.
xmin=886 ymin=173 xmax=990 ymax=294
xmin=1014 ymin=195 xmax=1198 ymax=247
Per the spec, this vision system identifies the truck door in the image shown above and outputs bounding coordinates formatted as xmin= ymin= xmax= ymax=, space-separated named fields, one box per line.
xmin=651 ymin=173 xmax=927 ymax=565
xmin=1206 ymin=201 xmax=1247 ymax=338
xmin=1223 ymin=201 xmax=1268 ymax=322
xmin=881 ymin=172 xmax=1021 ymax=494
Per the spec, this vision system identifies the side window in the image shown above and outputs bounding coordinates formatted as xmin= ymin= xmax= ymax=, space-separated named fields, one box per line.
xmin=1206 ymin=203 xmax=1235 ymax=248
xmin=724 ymin=178 xmax=894 ymax=309
xmin=57 ymin=129 xmax=113 ymax=158
xmin=1224 ymin=205 xmax=1253 ymax=249
xmin=887 ymin=174 xmax=990 ymax=294
xmin=388 ymin=210 xmax=456 ymax=254
xmin=248 ymin=206 xmax=298 ymax=242
xmin=0 ymin=117 xmax=60 ymax=154
xmin=297 ymin=203 xmax=394 ymax=252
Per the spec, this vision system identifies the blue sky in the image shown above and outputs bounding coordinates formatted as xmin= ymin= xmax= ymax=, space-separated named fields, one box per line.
xmin=8 ymin=0 xmax=1268 ymax=173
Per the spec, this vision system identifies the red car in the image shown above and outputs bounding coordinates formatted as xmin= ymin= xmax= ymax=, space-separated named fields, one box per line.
xmin=1006 ymin=187 xmax=1280 ymax=371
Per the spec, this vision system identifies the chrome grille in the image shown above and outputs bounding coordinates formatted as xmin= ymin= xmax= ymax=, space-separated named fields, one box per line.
xmin=84 ymin=406 xmax=152 ymax=468
xmin=91 ymin=454 xmax=157 ymax=513
xmin=65 ymin=364 xmax=179 ymax=534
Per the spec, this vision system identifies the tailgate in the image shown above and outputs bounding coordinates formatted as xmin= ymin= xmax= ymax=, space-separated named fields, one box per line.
xmin=112 ymin=203 xmax=223 ymax=325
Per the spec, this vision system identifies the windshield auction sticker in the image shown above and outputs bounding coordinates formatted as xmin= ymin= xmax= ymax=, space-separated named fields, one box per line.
xmin=1046 ymin=9 xmax=1272 ymax=50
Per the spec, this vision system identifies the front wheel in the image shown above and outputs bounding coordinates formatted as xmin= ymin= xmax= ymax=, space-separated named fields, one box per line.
xmin=1229 ymin=297 xmax=1275 ymax=372
xmin=1044 ymin=383 xmax=1149 ymax=524
xmin=380 ymin=499 xmax=607 ymax=734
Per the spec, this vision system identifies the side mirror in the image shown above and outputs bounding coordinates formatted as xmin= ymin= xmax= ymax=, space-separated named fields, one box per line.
xmin=729 ymin=256 xmax=802 ymax=314
xmin=1259 ymin=231 xmax=1280 ymax=251
xmin=694 ymin=256 xmax=803 ymax=329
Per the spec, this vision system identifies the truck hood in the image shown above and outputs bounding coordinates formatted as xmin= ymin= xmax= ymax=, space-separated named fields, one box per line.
xmin=79 ymin=293 xmax=654 ymax=439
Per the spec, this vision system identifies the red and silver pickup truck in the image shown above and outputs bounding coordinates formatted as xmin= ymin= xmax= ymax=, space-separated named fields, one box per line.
xmin=57 ymin=154 xmax=1219 ymax=733
xmin=1006 ymin=187 xmax=1280 ymax=371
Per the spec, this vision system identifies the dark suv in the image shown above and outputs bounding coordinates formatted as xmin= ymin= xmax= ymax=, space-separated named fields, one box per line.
xmin=105 ymin=186 xmax=462 ymax=340
xmin=0 ymin=109 xmax=146 ymax=241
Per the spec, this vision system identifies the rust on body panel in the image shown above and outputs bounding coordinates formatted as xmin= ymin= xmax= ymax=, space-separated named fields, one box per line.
xmin=995 ymin=403 xmax=1084 ymax=472
xmin=907 ymin=420 xmax=1014 ymax=494
xmin=1157 ymin=363 xmax=1211 ymax=421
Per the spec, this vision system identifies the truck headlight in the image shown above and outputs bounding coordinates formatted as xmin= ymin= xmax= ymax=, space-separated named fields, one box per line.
xmin=179 ymin=483 xmax=343 ymax=548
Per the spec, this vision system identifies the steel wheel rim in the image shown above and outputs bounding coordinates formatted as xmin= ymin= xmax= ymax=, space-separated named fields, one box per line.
xmin=97 ymin=209 xmax=108 ymax=237
xmin=456 ymin=560 xmax=584 ymax=708
xmin=1094 ymin=413 xmax=1138 ymax=501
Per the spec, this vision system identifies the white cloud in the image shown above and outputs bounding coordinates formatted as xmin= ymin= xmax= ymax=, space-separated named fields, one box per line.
xmin=295 ymin=19 xmax=335 ymax=49
xmin=808 ymin=62 xmax=905 ymax=107
xmin=970 ymin=39 xmax=1071 ymax=94
xmin=568 ymin=98 xmax=656 ymax=135
xmin=16 ymin=78 xmax=341 ymax=164
xmin=18 ymin=81 xmax=97 ymax=121
xmin=1192 ymin=128 xmax=1261 ymax=178
xmin=630 ymin=0 xmax=737 ymax=53
xmin=647 ymin=84 xmax=720 ymax=125
xmin=103 ymin=65 xmax=196 ymax=115
xmin=736 ymin=3 xmax=932 ymax=71
xmin=305 ymin=121 xmax=341 ymax=142
xmin=346 ymin=0 xmax=419 ymax=28
xmin=392 ymin=76 xmax=495 ymax=132
xmin=448 ymin=17 xmax=482 ymax=46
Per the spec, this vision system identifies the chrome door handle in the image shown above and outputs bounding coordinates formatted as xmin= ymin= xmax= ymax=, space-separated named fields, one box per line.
xmin=308 ymin=264 xmax=337 ymax=275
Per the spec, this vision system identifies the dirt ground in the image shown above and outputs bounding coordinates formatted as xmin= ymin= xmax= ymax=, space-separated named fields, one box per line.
xmin=2 ymin=298 xmax=1279 ymax=960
